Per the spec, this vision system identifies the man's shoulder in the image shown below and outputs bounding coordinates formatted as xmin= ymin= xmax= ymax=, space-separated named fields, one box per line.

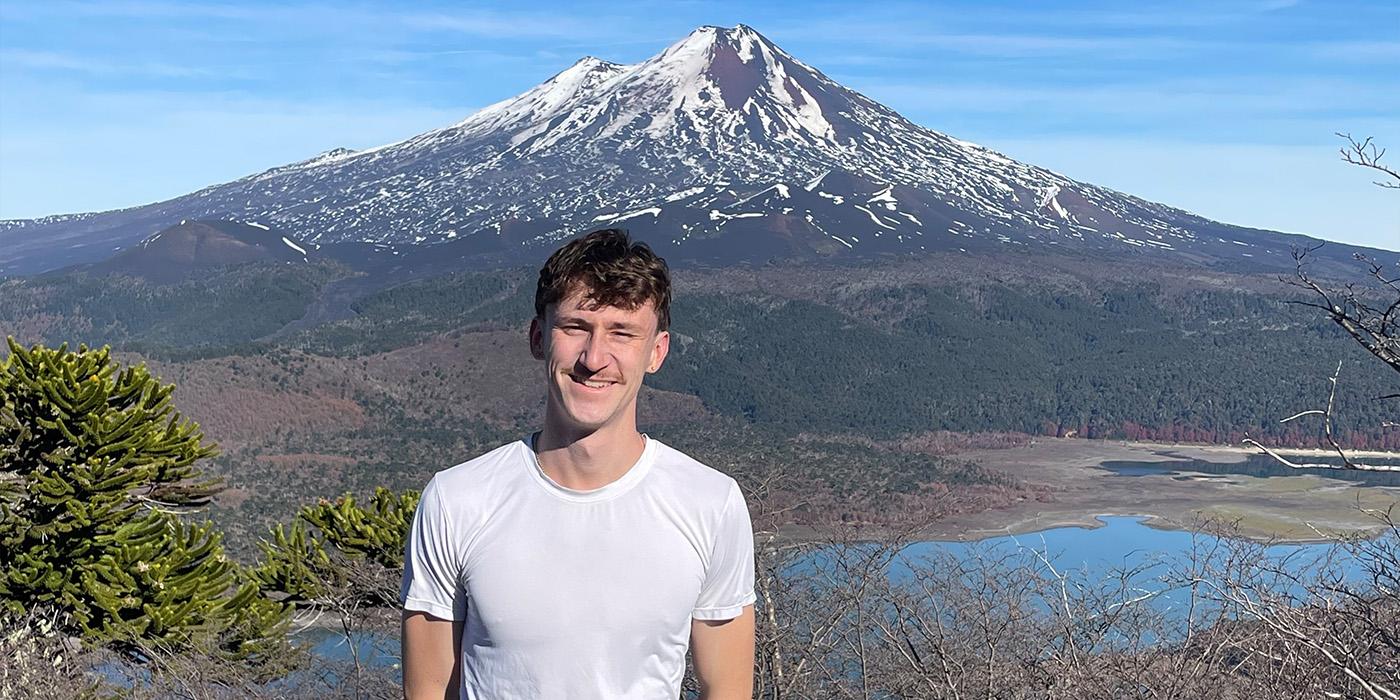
xmin=648 ymin=439 xmax=741 ymax=506
xmin=428 ymin=439 xmax=527 ymax=494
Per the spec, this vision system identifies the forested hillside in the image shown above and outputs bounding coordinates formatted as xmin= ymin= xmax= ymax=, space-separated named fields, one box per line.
xmin=0 ymin=262 xmax=345 ymax=355
xmin=2 ymin=252 xmax=1396 ymax=550
xmin=3 ymin=254 xmax=1394 ymax=447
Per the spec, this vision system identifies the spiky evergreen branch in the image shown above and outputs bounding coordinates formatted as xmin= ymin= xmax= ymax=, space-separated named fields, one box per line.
xmin=255 ymin=487 xmax=419 ymax=609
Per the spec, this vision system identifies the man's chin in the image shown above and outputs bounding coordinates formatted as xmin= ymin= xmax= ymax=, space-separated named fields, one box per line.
xmin=555 ymin=401 xmax=633 ymax=434
xmin=553 ymin=398 xmax=606 ymax=425
xmin=548 ymin=384 xmax=640 ymax=431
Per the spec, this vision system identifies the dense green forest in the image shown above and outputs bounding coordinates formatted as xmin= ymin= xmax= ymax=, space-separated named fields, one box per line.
xmin=287 ymin=267 xmax=533 ymax=356
xmin=0 ymin=263 xmax=344 ymax=355
xmin=657 ymin=284 xmax=1398 ymax=446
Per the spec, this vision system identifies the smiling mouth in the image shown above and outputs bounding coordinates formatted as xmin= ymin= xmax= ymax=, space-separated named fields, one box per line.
xmin=569 ymin=374 xmax=618 ymax=390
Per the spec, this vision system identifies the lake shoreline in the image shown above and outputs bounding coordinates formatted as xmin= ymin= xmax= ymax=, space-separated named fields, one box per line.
xmin=921 ymin=438 xmax=1400 ymax=544
xmin=917 ymin=511 xmax=1365 ymax=546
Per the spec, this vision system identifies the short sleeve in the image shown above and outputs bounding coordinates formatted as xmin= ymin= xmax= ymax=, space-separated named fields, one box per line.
xmin=400 ymin=476 xmax=468 ymax=621
xmin=692 ymin=480 xmax=756 ymax=620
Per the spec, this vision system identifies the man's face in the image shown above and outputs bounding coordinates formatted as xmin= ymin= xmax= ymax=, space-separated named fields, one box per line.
xmin=530 ymin=286 xmax=670 ymax=434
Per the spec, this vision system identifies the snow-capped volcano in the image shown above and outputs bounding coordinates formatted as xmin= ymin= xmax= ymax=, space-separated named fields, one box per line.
xmin=0 ymin=25 xmax=1377 ymax=275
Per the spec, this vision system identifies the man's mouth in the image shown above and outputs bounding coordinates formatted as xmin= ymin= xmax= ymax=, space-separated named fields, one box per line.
xmin=569 ymin=374 xmax=618 ymax=390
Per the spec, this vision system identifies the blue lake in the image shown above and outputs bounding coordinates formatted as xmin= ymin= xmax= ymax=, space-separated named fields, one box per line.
xmin=298 ymin=625 xmax=401 ymax=668
xmin=1097 ymin=453 xmax=1400 ymax=487
xmin=906 ymin=514 xmax=1346 ymax=573
xmin=904 ymin=515 xmax=1361 ymax=609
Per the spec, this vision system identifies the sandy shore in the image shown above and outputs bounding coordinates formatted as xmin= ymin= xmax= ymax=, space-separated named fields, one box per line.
xmin=924 ymin=439 xmax=1400 ymax=543
xmin=1120 ymin=441 xmax=1400 ymax=460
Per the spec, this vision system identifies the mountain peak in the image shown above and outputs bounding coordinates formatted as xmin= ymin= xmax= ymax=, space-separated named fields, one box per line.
xmin=556 ymin=23 xmax=835 ymax=146
xmin=654 ymin=23 xmax=786 ymax=79
xmin=677 ymin=23 xmax=770 ymax=51
xmin=450 ymin=23 xmax=844 ymax=153
xmin=565 ymin=55 xmax=620 ymax=73
xmin=460 ymin=53 xmax=628 ymax=135
xmin=7 ymin=23 xmax=1364 ymax=278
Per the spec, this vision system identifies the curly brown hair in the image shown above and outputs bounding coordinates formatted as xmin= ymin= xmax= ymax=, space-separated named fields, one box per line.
xmin=534 ymin=228 xmax=672 ymax=332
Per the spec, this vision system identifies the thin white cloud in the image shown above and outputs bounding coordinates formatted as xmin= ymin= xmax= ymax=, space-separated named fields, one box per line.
xmin=355 ymin=48 xmax=542 ymax=67
xmin=0 ymin=0 xmax=284 ymax=22
xmin=857 ymin=76 xmax=1400 ymax=122
xmin=401 ymin=10 xmax=608 ymax=39
xmin=3 ymin=1 xmax=620 ymax=42
xmin=0 ymin=48 xmax=220 ymax=78
xmin=1307 ymin=40 xmax=1400 ymax=61
xmin=771 ymin=20 xmax=1213 ymax=58
xmin=765 ymin=3 xmax=1398 ymax=59
xmin=809 ymin=53 xmax=917 ymax=68
xmin=909 ymin=32 xmax=1206 ymax=57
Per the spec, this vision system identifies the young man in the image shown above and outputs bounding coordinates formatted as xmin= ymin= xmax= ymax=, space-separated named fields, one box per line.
xmin=400 ymin=229 xmax=756 ymax=699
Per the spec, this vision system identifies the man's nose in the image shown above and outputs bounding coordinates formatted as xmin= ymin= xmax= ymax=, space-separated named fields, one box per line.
xmin=579 ymin=333 xmax=610 ymax=371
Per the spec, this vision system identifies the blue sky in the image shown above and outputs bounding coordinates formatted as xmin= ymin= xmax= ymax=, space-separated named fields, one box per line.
xmin=0 ymin=0 xmax=1396 ymax=249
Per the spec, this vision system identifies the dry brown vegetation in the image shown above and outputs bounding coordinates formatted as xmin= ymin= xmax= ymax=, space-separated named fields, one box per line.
xmin=795 ymin=430 xmax=1036 ymax=457
xmin=743 ymin=488 xmax=1400 ymax=700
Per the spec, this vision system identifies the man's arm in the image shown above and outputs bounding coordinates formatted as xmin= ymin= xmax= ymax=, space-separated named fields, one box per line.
xmin=402 ymin=610 xmax=463 ymax=700
xmin=690 ymin=604 xmax=755 ymax=700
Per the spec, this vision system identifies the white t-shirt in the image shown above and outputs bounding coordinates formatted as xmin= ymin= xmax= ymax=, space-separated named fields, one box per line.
xmin=400 ymin=435 xmax=756 ymax=699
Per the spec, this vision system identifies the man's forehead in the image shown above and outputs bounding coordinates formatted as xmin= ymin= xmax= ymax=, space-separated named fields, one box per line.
xmin=552 ymin=288 xmax=657 ymax=321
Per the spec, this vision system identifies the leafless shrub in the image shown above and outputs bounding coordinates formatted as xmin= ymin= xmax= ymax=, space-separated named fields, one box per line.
xmin=87 ymin=610 xmax=401 ymax=699
xmin=741 ymin=488 xmax=1399 ymax=700
xmin=1175 ymin=508 xmax=1399 ymax=699
xmin=0 ymin=608 xmax=105 ymax=699
xmin=284 ymin=555 xmax=403 ymax=698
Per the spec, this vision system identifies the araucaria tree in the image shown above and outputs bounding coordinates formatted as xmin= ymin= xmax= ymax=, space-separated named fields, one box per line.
xmin=0 ymin=337 xmax=287 ymax=660
xmin=255 ymin=487 xmax=419 ymax=610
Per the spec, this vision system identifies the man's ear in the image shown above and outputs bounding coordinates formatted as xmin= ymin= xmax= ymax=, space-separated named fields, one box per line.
xmin=647 ymin=330 xmax=670 ymax=374
xmin=529 ymin=317 xmax=545 ymax=360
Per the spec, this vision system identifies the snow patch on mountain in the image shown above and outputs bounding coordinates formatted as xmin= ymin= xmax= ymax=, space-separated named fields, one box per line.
xmin=665 ymin=186 xmax=708 ymax=202
xmin=281 ymin=236 xmax=307 ymax=255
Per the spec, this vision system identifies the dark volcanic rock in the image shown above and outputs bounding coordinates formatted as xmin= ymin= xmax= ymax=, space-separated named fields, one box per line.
xmin=58 ymin=219 xmax=313 ymax=283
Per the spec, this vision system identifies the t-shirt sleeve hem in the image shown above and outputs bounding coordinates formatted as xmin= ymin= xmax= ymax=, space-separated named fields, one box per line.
xmin=692 ymin=592 xmax=756 ymax=620
xmin=402 ymin=597 xmax=463 ymax=622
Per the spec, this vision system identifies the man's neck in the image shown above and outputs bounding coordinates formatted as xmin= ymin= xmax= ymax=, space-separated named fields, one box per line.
xmin=534 ymin=417 xmax=647 ymax=491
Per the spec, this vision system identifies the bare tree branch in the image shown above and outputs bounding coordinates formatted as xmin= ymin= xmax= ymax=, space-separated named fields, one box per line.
xmin=1339 ymin=133 xmax=1400 ymax=190
xmin=1246 ymin=360 xmax=1400 ymax=472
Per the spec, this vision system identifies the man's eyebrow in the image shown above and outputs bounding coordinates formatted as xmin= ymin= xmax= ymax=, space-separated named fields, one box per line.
xmin=553 ymin=313 xmax=643 ymax=330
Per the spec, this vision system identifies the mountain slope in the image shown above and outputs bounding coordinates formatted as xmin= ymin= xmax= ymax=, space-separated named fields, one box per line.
xmin=59 ymin=219 xmax=314 ymax=283
xmin=1 ymin=25 xmax=1388 ymax=276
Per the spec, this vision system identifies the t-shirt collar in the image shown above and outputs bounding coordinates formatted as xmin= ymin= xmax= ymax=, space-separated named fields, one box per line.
xmin=522 ymin=433 xmax=656 ymax=503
